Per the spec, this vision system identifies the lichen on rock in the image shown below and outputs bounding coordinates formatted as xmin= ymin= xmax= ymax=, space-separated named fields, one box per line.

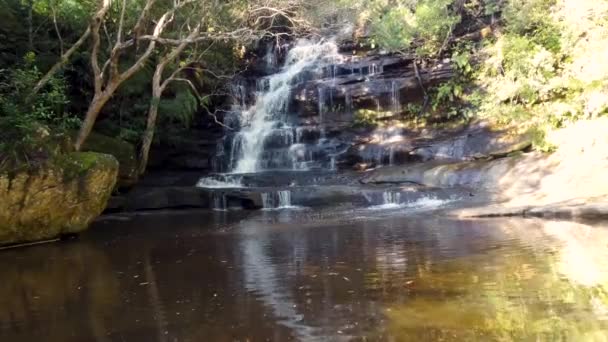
xmin=0 ymin=152 xmax=118 ymax=246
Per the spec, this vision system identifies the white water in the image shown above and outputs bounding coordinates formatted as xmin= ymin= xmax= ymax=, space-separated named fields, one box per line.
xmin=231 ymin=40 xmax=342 ymax=173
xmin=368 ymin=192 xmax=455 ymax=211
xmin=371 ymin=191 xmax=402 ymax=209
xmin=261 ymin=190 xmax=299 ymax=210
xmin=212 ymin=193 xmax=228 ymax=211
xmin=391 ymin=80 xmax=401 ymax=113
xmin=196 ymin=176 xmax=243 ymax=188
xmin=278 ymin=190 xmax=292 ymax=208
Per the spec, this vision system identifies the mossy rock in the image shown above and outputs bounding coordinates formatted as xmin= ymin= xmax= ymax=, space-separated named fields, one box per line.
xmin=81 ymin=132 xmax=138 ymax=188
xmin=0 ymin=152 xmax=119 ymax=246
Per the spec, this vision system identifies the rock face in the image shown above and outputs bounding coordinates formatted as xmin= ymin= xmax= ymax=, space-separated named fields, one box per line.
xmin=212 ymin=40 xmax=457 ymax=174
xmin=362 ymin=118 xmax=608 ymax=218
xmin=0 ymin=152 xmax=118 ymax=245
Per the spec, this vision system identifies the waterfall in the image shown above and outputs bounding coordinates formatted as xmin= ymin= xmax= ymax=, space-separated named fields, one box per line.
xmin=231 ymin=40 xmax=341 ymax=174
xmin=212 ymin=193 xmax=228 ymax=211
xmin=389 ymin=146 xmax=396 ymax=166
xmin=318 ymin=87 xmax=326 ymax=124
xmin=345 ymin=90 xmax=353 ymax=113
xmin=197 ymin=174 xmax=243 ymax=188
xmin=383 ymin=191 xmax=401 ymax=205
xmin=391 ymin=80 xmax=401 ymax=114
xmin=262 ymin=190 xmax=295 ymax=209
xmin=261 ymin=193 xmax=273 ymax=209
xmin=330 ymin=156 xmax=337 ymax=171
xmin=295 ymin=127 xmax=304 ymax=143
xmin=366 ymin=191 xmax=403 ymax=210
xmin=278 ymin=190 xmax=292 ymax=208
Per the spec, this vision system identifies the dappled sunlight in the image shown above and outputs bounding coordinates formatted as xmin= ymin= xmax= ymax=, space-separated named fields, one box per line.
xmin=383 ymin=219 xmax=608 ymax=341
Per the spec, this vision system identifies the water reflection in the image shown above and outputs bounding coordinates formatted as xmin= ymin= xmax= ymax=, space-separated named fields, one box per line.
xmin=0 ymin=210 xmax=607 ymax=341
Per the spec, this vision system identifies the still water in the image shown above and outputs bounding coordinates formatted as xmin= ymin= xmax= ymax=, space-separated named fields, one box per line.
xmin=1 ymin=208 xmax=608 ymax=341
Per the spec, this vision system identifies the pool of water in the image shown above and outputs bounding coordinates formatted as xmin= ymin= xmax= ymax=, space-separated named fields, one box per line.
xmin=1 ymin=208 xmax=608 ymax=341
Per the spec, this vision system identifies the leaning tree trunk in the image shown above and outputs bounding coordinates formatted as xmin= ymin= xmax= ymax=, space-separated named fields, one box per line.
xmin=137 ymin=23 xmax=201 ymax=175
xmin=138 ymin=95 xmax=161 ymax=175
xmin=74 ymin=85 xmax=118 ymax=151
xmin=29 ymin=28 xmax=91 ymax=98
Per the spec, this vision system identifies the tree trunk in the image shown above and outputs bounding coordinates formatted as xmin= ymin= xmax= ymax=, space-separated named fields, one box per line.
xmin=138 ymin=95 xmax=161 ymax=175
xmin=74 ymin=89 xmax=114 ymax=151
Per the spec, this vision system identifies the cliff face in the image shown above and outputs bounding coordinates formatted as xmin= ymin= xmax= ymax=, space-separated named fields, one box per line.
xmin=0 ymin=152 xmax=118 ymax=245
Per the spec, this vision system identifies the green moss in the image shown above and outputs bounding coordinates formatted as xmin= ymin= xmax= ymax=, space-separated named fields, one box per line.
xmin=528 ymin=126 xmax=557 ymax=153
xmin=52 ymin=152 xmax=118 ymax=182
xmin=80 ymin=132 xmax=138 ymax=187
xmin=81 ymin=132 xmax=136 ymax=167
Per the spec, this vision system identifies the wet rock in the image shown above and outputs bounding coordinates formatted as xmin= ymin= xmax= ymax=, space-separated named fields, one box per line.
xmin=125 ymin=187 xmax=211 ymax=211
xmin=122 ymin=186 xmax=265 ymax=211
xmin=105 ymin=196 xmax=127 ymax=213
xmin=169 ymin=156 xmax=211 ymax=170
xmin=0 ymin=152 xmax=118 ymax=246
xmin=455 ymin=197 xmax=608 ymax=221
xmin=409 ymin=127 xmax=532 ymax=162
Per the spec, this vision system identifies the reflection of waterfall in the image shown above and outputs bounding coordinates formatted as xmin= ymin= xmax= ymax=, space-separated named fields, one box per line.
xmin=231 ymin=40 xmax=341 ymax=173
xmin=242 ymin=237 xmax=320 ymax=341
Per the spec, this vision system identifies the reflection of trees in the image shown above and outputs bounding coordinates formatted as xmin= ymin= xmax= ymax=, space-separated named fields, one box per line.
xmin=236 ymin=214 xmax=459 ymax=339
xmin=0 ymin=243 xmax=119 ymax=342
xmin=383 ymin=219 xmax=608 ymax=341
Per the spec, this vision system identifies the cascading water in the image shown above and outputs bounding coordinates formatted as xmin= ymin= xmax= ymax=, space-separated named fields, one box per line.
xmin=261 ymin=190 xmax=295 ymax=209
xmin=278 ymin=190 xmax=292 ymax=207
xmin=391 ymin=80 xmax=401 ymax=114
xmin=230 ymin=40 xmax=342 ymax=173
xmin=212 ymin=192 xmax=228 ymax=211
xmin=197 ymin=37 xmax=439 ymax=213
xmin=383 ymin=191 xmax=401 ymax=205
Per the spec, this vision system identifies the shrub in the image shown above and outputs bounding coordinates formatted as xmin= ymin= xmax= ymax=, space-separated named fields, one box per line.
xmin=370 ymin=0 xmax=460 ymax=57
xmin=0 ymin=53 xmax=79 ymax=169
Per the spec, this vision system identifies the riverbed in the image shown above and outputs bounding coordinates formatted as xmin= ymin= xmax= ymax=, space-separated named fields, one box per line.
xmin=1 ymin=206 xmax=608 ymax=341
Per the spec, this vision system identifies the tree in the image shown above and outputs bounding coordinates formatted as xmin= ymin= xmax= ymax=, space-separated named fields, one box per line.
xmin=136 ymin=0 xmax=323 ymax=173
xmin=73 ymin=0 xmax=183 ymax=150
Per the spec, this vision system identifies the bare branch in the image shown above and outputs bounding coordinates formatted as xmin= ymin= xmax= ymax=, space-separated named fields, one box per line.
xmin=29 ymin=26 xmax=91 ymax=98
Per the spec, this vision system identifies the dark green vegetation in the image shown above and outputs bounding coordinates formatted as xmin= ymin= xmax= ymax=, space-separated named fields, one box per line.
xmin=0 ymin=0 xmax=274 ymax=172
xmin=1 ymin=0 xmax=607 ymax=170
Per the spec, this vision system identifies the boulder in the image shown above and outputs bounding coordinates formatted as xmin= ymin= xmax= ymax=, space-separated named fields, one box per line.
xmin=0 ymin=152 xmax=118 ymax=246
xmin=81 ymin=132 xmax=139 ymax=188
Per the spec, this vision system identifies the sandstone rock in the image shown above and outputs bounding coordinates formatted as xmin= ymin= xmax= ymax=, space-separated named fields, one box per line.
xmin=0 ymin=152 xmax=118 ymax=246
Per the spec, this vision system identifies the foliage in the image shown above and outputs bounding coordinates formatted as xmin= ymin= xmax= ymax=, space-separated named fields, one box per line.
xmin=0 ymin=53 xmax=79 ymax=169
xmin=354 ymin=109 xmax=396 ymax=127
xmin=448 ymin=0 xmax=608 ymax=150
xmin=338 ymin=0 xmax=461 ymax=57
